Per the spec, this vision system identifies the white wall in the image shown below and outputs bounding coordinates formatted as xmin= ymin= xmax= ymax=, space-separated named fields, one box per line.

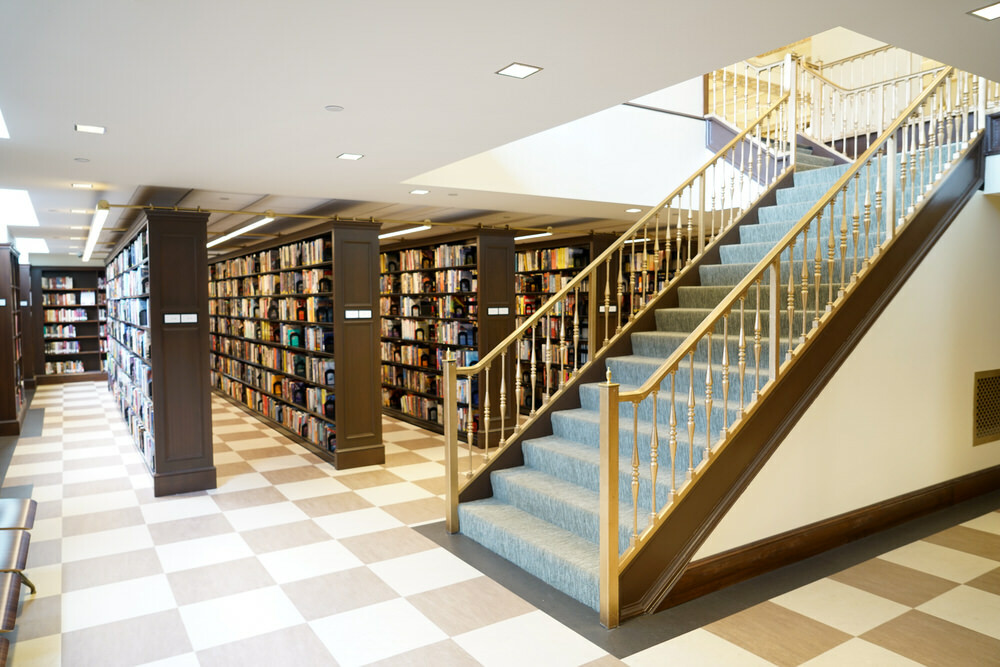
xmin=695 ymin=191 xmax=1000 ymax=558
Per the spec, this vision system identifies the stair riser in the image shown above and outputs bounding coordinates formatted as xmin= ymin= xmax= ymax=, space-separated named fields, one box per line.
xmin=602 ymin=361 xmax=765 ymax=408
xmin=631 ymin=330 xmax=774 ymax=367
xmin=720 ymin=237 xmax=881 ymax=267
xmin=677 ymin=284 xmax=843 ymax=312
xmin=700 ymin=259 xmax=866 ymax=286
xmin=578 ymin=381 xmax=742 ymax=434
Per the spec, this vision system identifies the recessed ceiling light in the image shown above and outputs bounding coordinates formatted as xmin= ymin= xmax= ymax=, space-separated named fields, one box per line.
xmin=378 ymin=225 xmax=431 ymax=240
xmin=74 ymin=157 xmax=90 ymax=163
xmin=74 ymin=124 xmax=106 ymax=134
xmin=970 ymin=2 xmax=1000 ymax=19
xmin=337 ymin=153 xmax=364 ymax=161
xmin=71 ymin=183 xmax=93 ymax=189
xmin=0 ymin=189 xmax=39 ymax=226
xmin=409 ymin=189 xmax=430 ymax=195
xmin=497 ymin=63 xmax=542 ymax=79
xmin=324 ymin=105 xmax=345 ymax=112
xmin=625 ymin=208 xmax=642 ymax=213
xmin=14 ymin=237 xmax=49 ymax=254
xmin=70 ymin=210 xmax=89 ymax=215
xmin=0 ymin=107 xmax=9 ymax=139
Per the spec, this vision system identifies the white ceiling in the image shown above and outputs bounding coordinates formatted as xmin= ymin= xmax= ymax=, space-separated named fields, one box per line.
xmin=1 ymin=0 xmax=997 ymax=262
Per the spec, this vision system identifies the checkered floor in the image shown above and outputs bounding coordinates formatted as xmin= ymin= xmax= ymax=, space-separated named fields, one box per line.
xmin=4 ymin=382 xmax=999 ymax=666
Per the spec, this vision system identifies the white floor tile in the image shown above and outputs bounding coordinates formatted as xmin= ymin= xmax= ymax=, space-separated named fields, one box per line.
xmin=917 ymin=584 xmax=1000 ymax=640
xmin=389 ymin=461 xmax=446 ymax=481
xmin=29 ymin=484 xmax=63 ymax=502
xmin=246 ymin=454 xmax=313 ymax=473
xmin=211 ymin=451 xmax=245 ymax=465
xmin=9 ymin=632 xmax=61 ymax=667
xmin=258 ymin=540 xmax=363 ymax=584
xmin=61 ymin=444 xmax=122 ymax=460
xmin=61 ymin=489 xmax=139 ymax=517
xmin=961 ymin=511 xmax=1000 ymax=536
xmin=140 ymin=495 xmax=221 ymax=524
xmin=207 ymin=472 xmax=271 ymax=494
xmin=800 ymin=637 xmax=925 ymax=666
xmin=178 ymin=586 xmax=304 ymax=652
xmin=31 ymin=517 xmax=62 ymax=542
xmin=224 ymin=501 xmax=310 ymax=532
xmin=455 ymin=610 xmax=606 ymax=667
xmin=155 ymin=533 xmax=253 ymax=573
xmin=772 ymin=578 xmax=909 ymax=635
xmin=354 ymin=482 xmax=433 ymax=506
xmin=25 ymin=563 xmax=62 ymax=599
xmin=414 ymin=446 xmax=446 ymax=462
xmin=224 ymin=436 xmax=283 ymax=451
xmin=5 ymin=460 xmax=63 ymax=477
xmin=275 ymin=476 xmax=349 ymax=501
xmin=62 ymin=464 xmax=131 ymax=485
xmin=137 ymin=653 xmax=202 ymax=667
xmin=313 ymin=507 xmax=404 ymax=539
xmin=879 ymin=540 xmax=999 ymax=583
xmin=62 ymin=525 xmax=154 ymax=563
xmin=310 ymin=598 xmax=447 ymax=666
xmin=61 ymin=574 xmax=176 ymax=632
xmin=624 ymin=628 xmax=775 ymax=667
xmin=369 ymin=547 xmax=481 ymax=597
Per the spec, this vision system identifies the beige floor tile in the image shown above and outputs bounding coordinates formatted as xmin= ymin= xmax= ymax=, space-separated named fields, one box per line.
xmin=62 ymin=507 xmax=144 ymax=537
xmin=167 ymin=556 xmax=276 ymax=606
xmin=16 ymin=594 xmax=61 ymax=641
xmin=862 ymin=610 xmax=1000 ymax=667
xmin=917 ymin=584 xmax=1000 ymax=640
xmin=61 ymin=547 xmax=163 ymax=593
xmin=407 ymin=576 xmax=536 ymax=636
xmin=923 ymin=524 xmax=1000 ymax=562
xmin=60 ymin=609 xmax=192 ymax=667
xmin=382 ymin=496 xmax=447 ymax=525
xmin=147 ymin=514 xmax=235 ymax=546
xmin=772 ymin=577 xmax=910 ymax=635
xmin=623 ymin=628 xmax=775 ymax=667
xmin=339 ymin=526 xmax=438 ymax=564
xmin=61 ymin=477 xmax=134 ymax=498
xmin=282 ymin=567 xmax=399 ymax=620
xmin=336 ymin=468 xmax=405 ymax=490
xmin=800 ymin=637 xmax=924 ymax=666
xmin=240 ymin=520 xmax=332 ymax=555
xmin=196 ymin=624 xmax=337 ymax=667
xmin=292 ymin=492 xmax=373 ymax=518
xmin=260 ymin=465 xmax=330 ymax=486
xmin=829 ymin=556 xmax=959 ymax=607
xmin=968 ymin=565 xmax=1000 ymax=596
xmin=367 ymin=639 xmax=481 ymax=667
xmin=209 ymin=485 xmax=287 ymax=511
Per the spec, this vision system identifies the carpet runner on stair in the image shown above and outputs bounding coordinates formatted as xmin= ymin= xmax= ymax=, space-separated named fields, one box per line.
xmin=457 ymin=148 xmax=923 ymax=611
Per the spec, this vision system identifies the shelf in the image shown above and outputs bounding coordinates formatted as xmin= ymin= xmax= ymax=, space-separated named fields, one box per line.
xmin=213 ymin=368 xmax=335 ymax=425
xmin=207 ymin=315 xmax=335 ymax=328
xmin=381 ymin=263 xmax=477 ymax=275
xmin=209 ymin=260 xmax=331 ymax=281
xmin=210 ymin=330 xmax=336 ymax=358
xmin=212 ymin=348 xmax=332 ymax=389
xmin=380 ymin=291 xmax=477 ymax=298
xmin=210 ymin=291 xmax=334 ymax=300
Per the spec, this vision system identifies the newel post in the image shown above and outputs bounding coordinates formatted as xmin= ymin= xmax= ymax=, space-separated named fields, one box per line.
xmin=599 ymin=371 xmax=620 ymax=628
xmin=444 ymin=357 xmax=460 ymax=533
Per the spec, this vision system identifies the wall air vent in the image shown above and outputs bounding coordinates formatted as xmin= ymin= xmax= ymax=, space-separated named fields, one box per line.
xmin=974 ymin=369 xmax=1000 ymax=446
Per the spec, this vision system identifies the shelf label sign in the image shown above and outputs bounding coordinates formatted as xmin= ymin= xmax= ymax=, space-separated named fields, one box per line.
xmin=599 ymin=305 xmax=618 ymax=313
xmin=19 ymin=300 xmax=27 ymax=307
xmin=0 ymin=299 xmax=6 ymax=307
xmin=180 ymin=313 xmax=198 ymax=324
xmin=164 ymin=313 xmax=181 ymax=324
xmin=487 ymin=306 xmax=510 ymax=316
xmin=345 ymin=309 xmax=373 ymax=320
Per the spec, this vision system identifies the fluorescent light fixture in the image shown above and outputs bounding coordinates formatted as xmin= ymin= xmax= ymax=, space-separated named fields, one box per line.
xmin=514 ymin=232 xmax=552 ymax=241
xmin=497 ymin=63 xmax=542 ymax=79
xmin=0 ymin=189 xmax=39 ymax=226
xmin=0 ymin=107 xmax=8 ymax=139
xmin=625 ymin=208 xmax=642 ymax=213
xmin=74 ymin=124 xmax=106 ymax=134
xmin=70 ymin=225 xmax=90 ymax=229
xmin=14 ymin=237 xmax=49 ymax=254
xmin=970 ymin=2 xmax=1000 ymax=19
xmin=206 ymin=214 xmax=276 ymax=249
xmin=378 ymin=225 xmax=431 ymax=240
xmin=82 ymin=200 xmax=110 ymax=262
xmin=624 ymin=237 xmax=651 ymax=244
xmin=337 ymin=153 xmax=364 ymax=160
xmin=409 ymin=189 xmax=430 ymax=195
xmin=71 ymin=183 xmax=93 ymax=189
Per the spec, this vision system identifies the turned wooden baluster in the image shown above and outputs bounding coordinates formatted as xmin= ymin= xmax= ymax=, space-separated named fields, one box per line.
xmin=687 ymin=351 xmax=695 ymax=481
xmin=544 ymin=314 xmax=552 ymax=402
xmin=559 ymin=309 xmax=566 ymax=390
xmin=529 ymin=325 xmax=537 ymax=416
xmin=675 ymin=194 xmax=684 ymax=275
xmin=650 ymin=390 xmax=659 ymax=517
xmin=499 ymin=352 xmax=506 ymax=447
xmin=572 ymin=286 xmax=580 ymax=376
xmin=738 ymin=296 xmax=746 ymax=418
xmin=787 ymin=235 xmax=797 ymax=359
xmin=721 ymin=317 xmax=730 ymax=439
xmin=483 ymin=365 xmax=491 ymax=461
xmin=616 ymin=245 xmax=624 ymax=334
xmin=515 ymin=337 xmax=523 ymax=416
xmin=686 ymin=186 xmax=694 ymax=267
xmin=753 ymin=281 xmax=762 ymax=400
xmin=826 ymin=198 xmax=836 ymax=314
xmin=873 ymin=146 xmax=883 ymax=260
xmin=631 ymin=401 xmax=640 ymax=545
xmin=668 ymin=371 xmax=678 ymax=498
xmin=652 ymin=213 xmax=661 ymax=296
xmin=705 ymin=332 xmax=713 ymax=459
xmin=603 ymin=257 xmax=611 ymax=346
xmin=850 ymin=168 xmax=860 ymax=286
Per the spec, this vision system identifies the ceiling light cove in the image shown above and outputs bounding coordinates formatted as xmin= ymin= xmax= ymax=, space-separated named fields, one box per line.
xmin=409 ymin=189 xmax=430 ymax=195
xmin=970 ymin=2 xmax=1000 ymax=19
xmin=74 ymin=124 xmax=106 ymax=134
xmin=497 ymin=63 xmax=542 ymax=79
xmin=337 ymin=153 xmax=364 ymax=161
xmin=625 ymin=208 xmax=642 ymax=213
xmin=378 ymin=225 xmax=431 ymax=240
xmin=71 ymin=183 xmax=93 ymax=189
xmin=206 ymin=214 xmax=276 ymax=249
xmin=514 ymin=232 xmax=552 ymax=241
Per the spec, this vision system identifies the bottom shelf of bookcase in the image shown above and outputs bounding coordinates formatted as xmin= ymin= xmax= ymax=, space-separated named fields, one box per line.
xmin=381 ymin=406 xmax=485 ymax=449
xmin=36 ymin=370 xmax=107 ymax=385
xmin=152 ymin=465 xmax=218 ymax=497
xmin=0 ymin=399 xmax=28 ymax=437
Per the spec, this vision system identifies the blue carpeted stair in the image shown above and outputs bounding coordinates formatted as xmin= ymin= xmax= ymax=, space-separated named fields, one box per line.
xmin=458 ymin=143 xmax=944 ymax=611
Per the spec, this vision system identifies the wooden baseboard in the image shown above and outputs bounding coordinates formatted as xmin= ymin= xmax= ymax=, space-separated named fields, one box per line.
xmin=662 ymin=464 xmax=1000 ymax=608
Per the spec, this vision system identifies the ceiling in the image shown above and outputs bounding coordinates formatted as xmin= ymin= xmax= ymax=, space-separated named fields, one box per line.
xmin=1 ymin=1 xmax=997 ymax=263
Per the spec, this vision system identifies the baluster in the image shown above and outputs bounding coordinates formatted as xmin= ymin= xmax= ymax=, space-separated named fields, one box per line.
xmin=483 ymin=365 xmax=491 ymax=461
xmin=840 ymin=177 xmax=852 ymax=298
xmin=935 ymin=88 xmax=945 ymax=180
xmin=711 ymin=70 xmax=717 ymax=116
xmin=753 ymin=281 xmax=762 ymax=400
xmin=687 ymin=351 xmax=695 ymax=480
xmin=529 ymin=325 xmax=537 ymax=415
xmin=652 ymin=213 xmax=660 ymax=295
xmin=559 ymin=310 xmax=566 ymax=390
xmin=572 ymin=286 xmax=580 ymax=376
xmin=631 ymin=401 xmax=639 ymax=545
xmin=873 ymin=145 xmax=882 ymax=261
xmin=467 ymin=388 xmax=475 ymax=477
xmin=705 ymin=332 xmax=713 ymax=459
xmin=908 ymin=115 xmax=917 ymax=214
xmin=630 ymin=232 xmax=639 ymax=315
xmin=851 ymin=169 xmax=860 ymax=284
xmin=826 ymin=198 xmax=836 ymax=313
xmin=499 ymin=352 xmax=506 ymax=447
xmin=675 ymin=194 xmax=684 ymax=275
xmin=603 ymin=257 xmax=611 ymax=345
xmin=728 ymin=149 xmax=737 ymax=228
xmin=962 ymin=72 xmax=971 ymax=148
xmin=899 ymin=125 xmax=909 ymax=223
xmin=544 ymin=314 xmax=552 ymax=402
xmin=650 ymin=390 xmax=659 ymax=517
xmin=755 ymin=123 xmax=764 ymax=191
xmin=515 ymin=338 xmax=523 ymax=419
xmin=668 ymin=371 xmax=677 ymax=498
xmin=738 ymin=296 xmax=746 ymax=418
xmin=786 ymin=235 xmax=796 ymax=360
xmin=738 ymin=135 xmax=746 ymax=215
xmin=616 ymin=245 xmax=624 ymax=333
xmin=918 ymin=103 xmax=927 ymax=200
xmin=663 ymin=204 xmax=671 ymax=282
xmin=721 ymin=318 xmax=730 ymax=439
xmin=686 ymin=186 xmax=694 ymax=266
xmin=641 ymin=220 xmax=649 ymax=307
xmin=946 ymin=72 xmax=955 ymax=161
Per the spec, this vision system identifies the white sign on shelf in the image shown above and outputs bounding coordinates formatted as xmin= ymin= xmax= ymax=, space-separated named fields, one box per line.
xmin=345 ymin=309 xmax=373 ymax=320
xmin=180 ymin=313 xmax=198 ymax=323
xmin=0 ymin=299 xmax=6 ymax=307
xmin=487 ymin=306 xmax=510 ymax=316
xmin=163 ymin=313 xmax=181 ymax=324
xmin=19 ymin=300 xmax=27 ymax=307
xmin=599 ymin=305 xmax=618 ymax=313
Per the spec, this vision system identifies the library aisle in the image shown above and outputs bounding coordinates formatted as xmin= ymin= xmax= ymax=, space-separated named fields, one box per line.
xmin=4 ymin=382 xmax=1000 ymax=666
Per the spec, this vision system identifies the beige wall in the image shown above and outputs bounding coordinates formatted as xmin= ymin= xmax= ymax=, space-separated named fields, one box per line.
xmin=696 ymin=191 xmax=1000 ymax=558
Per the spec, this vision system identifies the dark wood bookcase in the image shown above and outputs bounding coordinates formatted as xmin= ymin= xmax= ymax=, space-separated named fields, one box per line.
xmin=379 ymin=229 xmax=515 ymax=444
xmin=105 ymin=210 xmax=216 ymax=496
xmin=208 ymin=221 xmax=383 ymax=470
xmin=19 ymin=263 xmax=35 ymax=391
xmin=30 ymin=266 xmax=108 ymax=384
xmin=0 ymin=244 xmax=27 ymax=435
xmin=514 ymin=234 xmax=613 ymax=413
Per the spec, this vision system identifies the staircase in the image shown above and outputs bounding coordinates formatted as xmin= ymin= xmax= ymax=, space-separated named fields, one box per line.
xmin=458 ymin=159 xmax=857 ymax=611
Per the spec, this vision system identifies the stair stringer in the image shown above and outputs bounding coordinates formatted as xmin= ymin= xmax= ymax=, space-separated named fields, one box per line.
xmin=618 ymin=136 xmax=985 ymax=620
xmin=458 ymin=169 xmax=797 ymax=505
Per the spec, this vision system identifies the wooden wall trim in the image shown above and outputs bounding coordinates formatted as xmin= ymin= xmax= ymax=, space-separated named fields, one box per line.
xmin=666 ymin=464 xmax=1000 ymax=607
xmin=618 ymin=137 xmax=985 ymax=620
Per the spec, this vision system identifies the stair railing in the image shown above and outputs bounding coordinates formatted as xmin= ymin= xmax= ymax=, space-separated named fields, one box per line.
xmin=444 ymin=61 xmax=799 ymax=533
xmin=797 ymin=62 xmax=949 ymax=157
xmin=812 ymin=44 xmax=927 ymax=90
xmin=597 ymin=65 xmax=996 ymax=627
xmin=708 ymin=59 xmax=787 ymax=130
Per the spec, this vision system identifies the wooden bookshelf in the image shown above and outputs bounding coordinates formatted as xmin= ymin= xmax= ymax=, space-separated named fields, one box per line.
xmin=379 ymin=229 xmax=515 ymax=444
xmin=514 ymin=234 xmax=613 ymax=413
xmin=0 ymin=245 xmax=27 ymax=436
xmin=19 ymin=263 xmax=35 ymax=391
xmin=30 ymin=266 xmax=108 ymax=384
xmin=105 ymin=210 xmax=215 ymax=496
xmin=208 ymin=221 xmax=383 ymax=469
